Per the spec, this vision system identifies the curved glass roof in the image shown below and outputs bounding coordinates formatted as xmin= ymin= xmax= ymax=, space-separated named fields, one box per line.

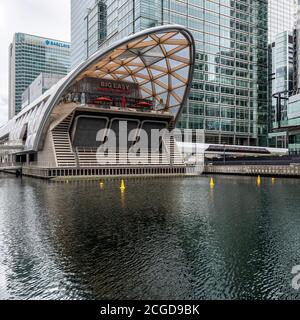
xmin=76 ymin=28 xmax=195 ymax=116
xmin=0 ymin=25 xmax=195 ymax=152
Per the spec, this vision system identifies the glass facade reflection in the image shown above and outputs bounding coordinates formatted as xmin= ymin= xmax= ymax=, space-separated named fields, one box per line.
xmin=86 ymin=1 xmax=107 ymax=58
xmin=72 ymin=0 xmax=269 ymax=146
xmin=268 ymin=0 xmax=297 ymax=43
xmin=71 ymin=0 xmax=95 ymax=69
xmin=270 ymin=31 xmax=295 ymax=129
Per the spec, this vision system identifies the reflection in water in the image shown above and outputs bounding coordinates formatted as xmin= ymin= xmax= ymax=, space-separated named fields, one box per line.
xmin=120 ymin=189 xmax=126 ymax=209
xmin=0 ymin=173 xmax=300 ymax=300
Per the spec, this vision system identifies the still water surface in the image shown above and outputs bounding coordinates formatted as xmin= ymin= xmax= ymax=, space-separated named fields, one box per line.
xmin=0 ymin=173 xmax=300 ymax=300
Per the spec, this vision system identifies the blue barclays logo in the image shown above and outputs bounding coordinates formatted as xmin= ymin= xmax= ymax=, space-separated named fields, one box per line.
xmin=45 ymin=40 xmax=70 ymax=49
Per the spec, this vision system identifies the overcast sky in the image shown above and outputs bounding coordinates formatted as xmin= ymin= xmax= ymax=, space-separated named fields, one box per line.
xmin=0 ymin=0 xmax=71 ymax=126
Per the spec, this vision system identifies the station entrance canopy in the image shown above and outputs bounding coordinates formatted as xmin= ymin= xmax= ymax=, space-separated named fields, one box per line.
xmin=0 ymin=25 xmax=195 ymax=153
xmin=74 ymin=25 xmax=195 ymax=117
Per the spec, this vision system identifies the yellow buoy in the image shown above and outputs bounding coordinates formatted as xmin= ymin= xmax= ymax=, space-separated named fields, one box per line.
xmin=272 ymin=177 xmax=275 ymax=184
xmin=120 ymin=179 xmax=126 ymax=191
xmin=210 ymin=177 xmax=215 ymax=188
xmin=257 ymin=175 xmax=261 ymax=186
xmin=99 ymin=181 xmax=104 ymax=189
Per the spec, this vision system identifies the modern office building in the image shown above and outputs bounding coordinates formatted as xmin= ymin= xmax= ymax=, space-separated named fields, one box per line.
xmin=21 ymin=73 xmax=65 ymax=109
xmin=71 ymin=0 xmax=269 ymax=146
xmin=269 ymin=90 xmax=300 ymax=153
xmin=268 ymin=0 xmax=298 ymax=43
xmin=295 ymin=2 xmax=300 ymax=89
xmin=268 ymin=2 xmax=300 ymax=151
xmin=8 ymin=33 xmax=71 ymax=119
xmin=268 ymin=31 xmax=296 ymax=148
xmin=270 ymin=32 xmax=296 ymax=126
xmin=71 ymin=0 xmax=95 ymax=69
xmin=284 ymin=93 xmax=300 ymax=153
xmin=268 ymin=6 xmax=300 ymax=153
xmin=267 ymin=3 xmax=300 ymax=153
xmin=86 ymin=0 xmax=107 ymax=59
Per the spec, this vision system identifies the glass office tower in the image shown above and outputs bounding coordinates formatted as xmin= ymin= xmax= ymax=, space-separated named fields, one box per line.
xmin=71 ymin=0 xmax=269 ymax=146
xmin=71 ymin=0 xmax=95 ymax=69
xmin=86 ymin=1 xmax=107 ymax=58
xmin=268 ymin=0 xmax=297 ymax=43
xmin=268 ymin=2 xmax=300 ymax=149
xmin=8 ymin=33 xmax=71 ymax=119
xmin=270 ymin=32 xmax=296 ymax=128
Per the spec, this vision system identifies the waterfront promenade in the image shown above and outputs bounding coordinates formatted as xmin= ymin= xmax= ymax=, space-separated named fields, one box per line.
xmin=205 ymin=164 xmax=300 ymax=178
xmin=205 ymin=155 xmax=300 ymax=178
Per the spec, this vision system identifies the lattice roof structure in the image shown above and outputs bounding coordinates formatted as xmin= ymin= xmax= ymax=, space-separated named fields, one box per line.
xmin=77 ymin=27 xmax=195 ymax=116
xmin=0 ymin=25 xmax=195 ymax=152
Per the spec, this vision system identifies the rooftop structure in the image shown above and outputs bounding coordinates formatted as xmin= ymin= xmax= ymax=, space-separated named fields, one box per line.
xmin=0 ymin=26 xmax=197 ymax=178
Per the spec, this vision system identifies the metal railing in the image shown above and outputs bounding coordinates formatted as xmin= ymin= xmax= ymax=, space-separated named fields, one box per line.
xmin=0 ymin=162 xmax=22 ymax=168
xmin=0 ymin=140 xmax=24 ymax=151
xmin=63 ymin=92 xmax=165 ymax=113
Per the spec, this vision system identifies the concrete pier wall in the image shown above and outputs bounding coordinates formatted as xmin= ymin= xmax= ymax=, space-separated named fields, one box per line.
xmin=205 ymin=164 xmax=300 ymax=178
xmin=21 ymin=165 xmax=191 ymax=180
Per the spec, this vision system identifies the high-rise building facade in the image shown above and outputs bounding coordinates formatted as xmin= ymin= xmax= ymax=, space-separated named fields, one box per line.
xmin=268 ymin=0 xmax=297 ymax=43
xmin=86 ymin=1 xmax=107 ymax=58
xmin=71 ymin=0 xmax=95 ymax=69
xmin=268 ymin=30 xmax=300 ymax=150
xmin=295 ymin=2 xmax=300 ymax=89
xmin=71 ymin=0 xmax=269 ymax=146
xmin=8 ymin=33 xmax=71 ymax=119
xmin=268 ymin=1 xmax=300 ymax=148
xmin=269 ymin=32 xmax=296 ymax=130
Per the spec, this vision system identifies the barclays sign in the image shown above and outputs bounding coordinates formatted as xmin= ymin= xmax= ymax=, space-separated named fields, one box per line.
xmin=45 ymin=40 xmax=70 ymax=49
